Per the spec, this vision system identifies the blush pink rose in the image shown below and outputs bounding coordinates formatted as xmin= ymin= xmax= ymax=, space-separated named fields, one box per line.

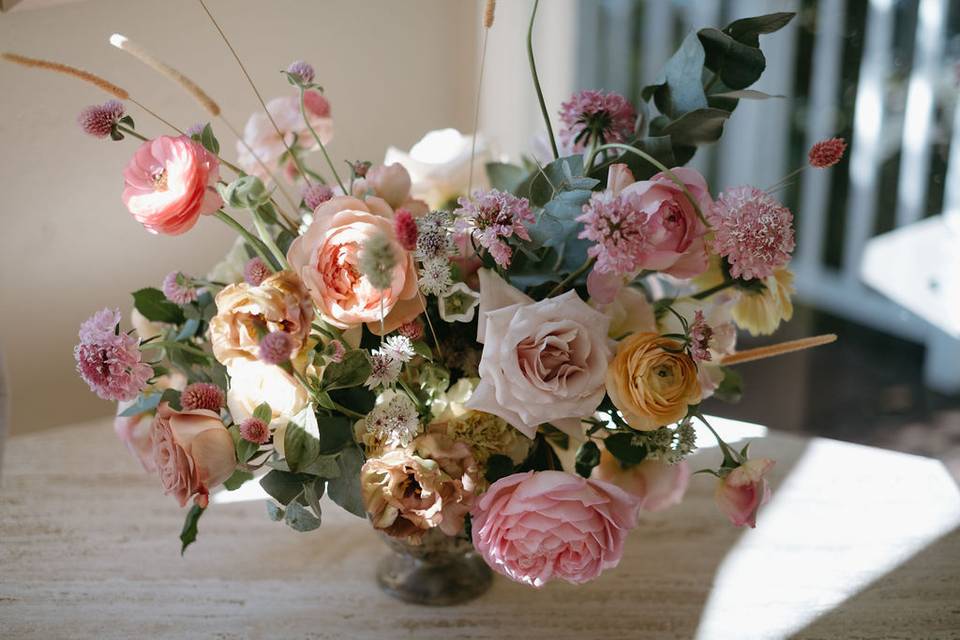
xmin=287 ymin=195 xmax=422 ymax=333
xmin=466 ymin=269 xmax=610 ymax=438
xmin=150 ymin=403 xmax=236 ymax=508
xmin=114 ymin=406 xmax=155 ymax=473
xmin=592 ymin=450 xmax=690 ymax=512
xmin=471 ymin=471 xmax=640 ymax=587
xmin=715 ymin=458 xmax=775 ymax=528
xmin=122 ymin=135 xmax=222 ymax=235
xmin=615 ymin=165 xmax=711 ymax=278
xmin=351 ymin=163 xmax=430 ymax=217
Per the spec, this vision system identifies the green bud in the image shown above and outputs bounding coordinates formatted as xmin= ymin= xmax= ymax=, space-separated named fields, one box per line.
xmin=218 ymin=175 xmax=271 ymax=209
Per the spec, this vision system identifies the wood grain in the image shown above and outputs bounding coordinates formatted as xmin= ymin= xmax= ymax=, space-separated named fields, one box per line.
xmin=1 ymin=419 xmax=958 ymax=639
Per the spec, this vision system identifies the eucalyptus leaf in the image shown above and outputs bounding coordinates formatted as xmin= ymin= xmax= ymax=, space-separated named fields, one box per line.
xmin=260 ymin=469 xmax=304 ymax=505
xmin=320 ymin=350 xmax=372 ymax=391
xmin=302 ymin=479 xmax=325 ymax=520
xmin=284 ymin=501 xmax=321 ymax=532
xmin=118 ymin=392 xmax=162 ymax=417
xmin=223 ymin=469 xmax=253 ymax=491
xmin=656 ymin=107 xmax=730 ymax=146
xmin=283 ymin=405 xmax=320 ymax=472
xmin=265 ymin=501 xmax=285 ymax=521
xmin=301 ymin=454 xmax=340 ymax=478
xmin=642 ymin=32 xmax=708 ymax=119
xmin=176 ymin=318 xmax=201 ymax=341
xmin=132 ymin=288 xmax=185 ymax=324
xmin=486 ymin=162 xmax=527 ymax=194
xmin=327 ymin=445 xmax=366 ymax=518
xmin=253 ymin=402 xmax=273 ymax=424
xmin=200 ymin=123 xmax=220 ymax=155
xmin=318 ymin=415 xmax=354 ymax=455
xmin=725 ymin=12 xmax=795 ymax=46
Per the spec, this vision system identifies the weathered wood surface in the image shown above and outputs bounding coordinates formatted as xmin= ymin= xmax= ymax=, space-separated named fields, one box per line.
xmin=1 ymin=418 xmax=958 ymax=639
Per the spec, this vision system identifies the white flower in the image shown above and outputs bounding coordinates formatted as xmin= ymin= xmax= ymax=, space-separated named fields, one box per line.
xmin=384 ymin=128 xmax=489 ymax=209
xmin=365 ymin=349 xmax=402 ymax=389
xmin=419 ymin=256 xmax=454 ymax=296
xmin=226 ymin=359 xmax=310 ymax=456
xmin=362 ymin=390 xmax=421 ymax=448
xmin=439 ymin=282 xmax=481 ymax=323
xmin=384 ymin=335 xmax=415 ymax=362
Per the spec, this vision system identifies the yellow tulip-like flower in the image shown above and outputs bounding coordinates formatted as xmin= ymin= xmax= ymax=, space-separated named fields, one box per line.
xmin=605 ymin=333 xmax=702 ymax=430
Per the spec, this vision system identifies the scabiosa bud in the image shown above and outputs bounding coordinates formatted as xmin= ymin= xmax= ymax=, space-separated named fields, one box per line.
xmin=352 ymin=160 xmax=372 ymax=178
xmin=243 ymin=257 xmax=271 ymax=286
xmin=397 ymin=320 xmax=424 ymax=341
xmin=77 ymin=100 xmax=125 ymax=138
xmin=808 ymin=137 xmax=847 ymax=168
xmin=162 ymin=271 xmax=198 ymax=304
xmin=286 ymin=59 xmax=315 ymax=84
xmin=239 ymin=417 xmax=270 ymax=445
xmin=708 ymin=186 xmax=795 ymax=281
xmin=359 ymin=230 xmax=398 ymax=291
xmin=302 ymin=183 xmax=333 ymax=210
xmin=259 ymin=330 xmax=295 ymax=365
xmin=181 ymin=382 xmax=225 ymax=412
xmin=394 ymin=208 xmax=418 ymax=251
xmin=688 ymin=310 xmax=713 ymax=362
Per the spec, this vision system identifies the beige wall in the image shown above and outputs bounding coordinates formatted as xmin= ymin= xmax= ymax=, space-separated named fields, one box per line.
xmin=0 ymin=0 xmax=479 ymax=434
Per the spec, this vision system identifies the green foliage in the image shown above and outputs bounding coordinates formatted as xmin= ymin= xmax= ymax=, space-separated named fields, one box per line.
xmin=228 ymin=425 xmax=259 ymax=463
xmin=118 ymin=391 xmax=162 ymax=417
xmin=283 ymin=405 xmax=321 ymax=472
xmin=574 ymin=440 xmax=601 ymax=478
xmin=260 ymin=469 xmax=305 ymax=506
xmin=485 ymin=454 xmax=515 ymax=484
xmin=713 ymin=366 xmax=743 ymax=403
xmin=318 ymin=415 xmax=354 ymax=455
xmin=179 ymin=504 xmax=205 ymax=555
xmin=518 ymin=433 xmax=564 ymax=472
xmin=486 ymin=162 xmax=527 ymax=194
xmin=199 ymin=123 xmax=220 ymax=155
xmin=603 ymin=432 xmax=648 ymax=465
xmin=222 ymin=469 xmax=253 ymax=491
xmin=327 ymin=445 xmax=366 ymax=518
xmin=284 ymin=501 xmax=321 ymax=532
xmin=252 ymin=402 xmax=273 ymax=424
xmin=642 ymin=32 xmax=708 ymax=119
xmin=159 ymin=387 xmax=182 ymax=411
xmin=132 ymin=288 xmax=185 ymax=324
xmin=320 ymin=350 xmax=372 ymax=391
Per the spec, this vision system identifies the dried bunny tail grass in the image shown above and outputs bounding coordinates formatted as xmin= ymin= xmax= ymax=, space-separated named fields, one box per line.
xmin=109 ymin=34 xmax=220 ymax=117
xmin=483 ymin=0 xmax=496 ymax=28
xmin=1 ymin=52 xmax=129 ymax=100
xmin=721 ymin=334 xmax=837 ymax=366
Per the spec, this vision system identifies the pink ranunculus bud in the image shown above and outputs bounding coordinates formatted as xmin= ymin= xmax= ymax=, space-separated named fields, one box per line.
xmin=366 ymin=163 xmax=413 ymax=209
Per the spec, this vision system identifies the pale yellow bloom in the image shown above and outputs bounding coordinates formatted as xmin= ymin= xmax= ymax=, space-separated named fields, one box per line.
xmin=733 ymin=268 xmax=794 ymax=336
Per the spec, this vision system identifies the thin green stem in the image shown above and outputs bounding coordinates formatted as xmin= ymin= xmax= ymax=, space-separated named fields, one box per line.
xmin=251 ymin=208 xmax=289 ymax=268
xmin=214 ymin=210 xmax=280 ymax=270
xmin=298 ymin=87 xmax=345 ymax=193
xmin=116 ymin=124 xmax=148 ymax=142
xmin=528 ymin=0 xmax=559 ymax=161
xmin=149 ymin=341 xmax=212 ymax=358
xmin=547 ymin=256 xmax=596 ymax=298
xmin=692 ymin=279 xmax=736 ymax=300
xmin=695 ymin=413 xmax=740 ymax=467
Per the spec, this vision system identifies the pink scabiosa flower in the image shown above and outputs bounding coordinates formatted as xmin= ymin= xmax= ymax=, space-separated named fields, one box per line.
xmin=577 ymin=191 xmax=651 ymax=276
xmin=259 ymin=330 xmax=295 ymax=365
xmin=808 ymin=137 xmax=847 ymax=168
xmin=688 ymin=310 xmax=713 ymax=362
xmin=286 ymin=60 xmax=315 ymax=84
xmin=559 ymin=90 xmax=636 ymax=153
xmin=393 ymin=208 xmax=418 ymax=251
xmin=77 ymin=100 xmax=125 ymax=138
xmin=397 ymin=320 xmax=423 ymax=341
xmin=243 ymin=257 xmax=271 ymax=286
xmin=708 ymin=186 xmax=795 ymax=281
xmin=327 ymin=339 xmax=346 ymax=363
xmin=74 ymin=308 xmax=152 ymax=402
xmin=239 ymin=416 xmax=270 ymax=445
xmin=302 ymin=183 xmax=333 ymax=210
xmin=180 ymin=382 xmax=225 ymax=413
xmin=162 ymin=271 xmax=198 ymax=304
xmin=454 ymin=189 xmax=534 ymax=268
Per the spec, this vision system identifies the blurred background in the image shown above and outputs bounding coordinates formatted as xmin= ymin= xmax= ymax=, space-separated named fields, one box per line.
xmin=1 ymin=0 xmax=958 ymax=477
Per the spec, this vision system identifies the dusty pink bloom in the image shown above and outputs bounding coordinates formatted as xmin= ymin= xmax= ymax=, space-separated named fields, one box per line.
xmin=455 ymin=190 xmax=533 ymax=268
xmin=77 ymin=100 xmax=125 ymax=138
xmin=715 ymin=458 xmax=775 ymax=528
xmin=708 ymin=186 xmax=795 ymax=281
xmin=180 ymin=382 xmax=224 ymax=413
xmin=366 ymin=164 xmax=413 ymax=209
xmin=113 ymin=406 xmax=156 ymax=473
xmin=286 ymin=60 xmax=315 ymax=84
xmin=472 ymin=471 xmax=640 ymax=587
xmin=122 ymin=135 xmax=222 ymax=235
xmin=559 ymin=90 xmax=636 ymax=152
xmin=689 ymin=310 xmax=713 ymax=362
xmin=259 ymin=330 xmax=295 ymax=365
xmin=74 ymin=308 xmax=152 ymax=402
xmin=302 ymin=183 xmax=333 ymax=210
xmin=243 ymin=257 xmax=271 ymax=286
xmin=162 ymin=271 xmax=198 ymax=304
xmin=238 ymin=416 xmax=270 ymax=445
xmin=397 ymin=320 xmax=423 ymax=341
xmin=393 ymin=208 xmax=418 ymax=251
xmin=808 ymin=137 xmax=847 ymax=168
xmin=577 ymin=191 xmax=649 ymax=275
xmin=327 ymin=339 xmax=346 ymax=363
xmin=593 ymin=452 xmax=691 ymax=513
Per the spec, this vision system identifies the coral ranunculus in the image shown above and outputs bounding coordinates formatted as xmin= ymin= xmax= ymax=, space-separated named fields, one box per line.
xmin=471 ymin=471 xmax=640 ymax=587
xmin=122 ymin=135 xmax=222 ymax=235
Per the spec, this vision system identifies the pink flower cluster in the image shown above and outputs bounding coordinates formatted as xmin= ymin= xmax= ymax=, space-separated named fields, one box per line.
xmin=77 ymin=100 xmax=125 ymax=138
xmin=689 ymin=310 xmax=713 ymax=362
xmin=708 ymin=186 xmax=795 ymax=280
xmin=455 ymin=189 xmax=534 ymax=268
xmin=74 ymin=308 xmax=152 ymax=402
xmin=559 ymin=90 xmax=636 ymax=152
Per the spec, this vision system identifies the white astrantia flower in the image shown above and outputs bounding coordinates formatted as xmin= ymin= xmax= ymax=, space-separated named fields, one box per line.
xmin=383 ymin=335 xmax=415 ymax=363
xmin=363 ymin=390 xmax=421 ymax=448
xmin=365 ymin=349 xmax=402 ymax=389
xmin=439 ymin=282 xmax=481 ymax=323
xmin=419 ymin=256 xmax=454 ymax=296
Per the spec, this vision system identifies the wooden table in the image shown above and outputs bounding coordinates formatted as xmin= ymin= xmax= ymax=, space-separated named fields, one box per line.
xmin=2 ymin=418 xmax=959 ymax=639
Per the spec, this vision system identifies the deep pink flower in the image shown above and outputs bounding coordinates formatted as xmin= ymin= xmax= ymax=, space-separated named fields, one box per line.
xmin=455 ymin=190 xmax=533 ymax=268
xmin=259 ymin=330 xmax=295 ymax=365
xmin=708 ymin=186 xmax=795 ymax=281
xmin=302 ymin=183 xmax=333 ymax=210
xmin=397 ymin=320 xmax=423 ymax=341
xmin=559 ymin=90 xmax=636 ymax=152
xmin=180 ymin=382 xmax=225 ymax=413
xmin=238 ymin=417 xmax=270 ymax=445
xmin=74 ymin=308 xmax=152 ymax=402
xmin=77 ymin=100 xmax=125 ymax=138
xmin=808 ymin=137 xmax=847 ymax=168
xmin=689 ymin=310 xmax=713 ymax=362
xmin=243 ymin=257 xmax=271 ymax=286
xmin=393 ymin=208 xmax=418 ymax=251
xmin=471 ymin=471 xmax=640 ymax=587
xmin=162 ymin=271 xmax=198 ymax=304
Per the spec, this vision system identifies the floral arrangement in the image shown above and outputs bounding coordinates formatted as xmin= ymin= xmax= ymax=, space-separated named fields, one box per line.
xmin=5 ymin=4 xmax=843 ymax=589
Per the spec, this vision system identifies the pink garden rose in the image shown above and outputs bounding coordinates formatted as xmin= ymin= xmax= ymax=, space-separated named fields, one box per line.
xmin=471 ymin=471 xmax=640 ymax=587
xmin=466 ymin=269 xmax=610 ymax=438
xmin=287 ymin=195 xmax=422 ymax=333
xmin=351 ymin=163 xmax=430 ymax=217
xmin=592 ymin=450 xmax=690 ymax=512
xmin=715 ymin=458 xmax=775 ymax=528
xmin=150 ymin=403 xmax=236 ymax=508
xmin=122 ymin=135 xmax=222 ymax=235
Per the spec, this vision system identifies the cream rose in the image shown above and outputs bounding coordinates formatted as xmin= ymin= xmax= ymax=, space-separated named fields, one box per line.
xmin=287 ymin=196 xmax=423 ymax=334
xmin=466 ymin=270 xmax=611 ymax=439
xmin=226 ymin=358 xmax=309 ymax=437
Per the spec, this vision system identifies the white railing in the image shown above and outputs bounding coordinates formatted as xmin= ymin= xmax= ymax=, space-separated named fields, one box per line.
xmin=576 ymin=0 xmax=960 ymax=391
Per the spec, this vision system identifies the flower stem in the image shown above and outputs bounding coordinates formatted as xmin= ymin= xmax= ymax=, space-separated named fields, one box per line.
xmin=547 ymin=256 xmax=596 ymax=298
xmin=692 ymin=279 xmax=735 ymax=300
xmin=528 ymin=0 xmax=559 ymax=161
xmin=695 ymin=413 xmax=740 ymax=468
xmin=250 ymin=208 xmax=289 ymax=269
xmin=298 ymin=87 xmax=345 ymax=193
xmin=214 ymin=210 xmax=281 ymax=270
xmin=116 ymin=124 xmax=148 ymax=142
